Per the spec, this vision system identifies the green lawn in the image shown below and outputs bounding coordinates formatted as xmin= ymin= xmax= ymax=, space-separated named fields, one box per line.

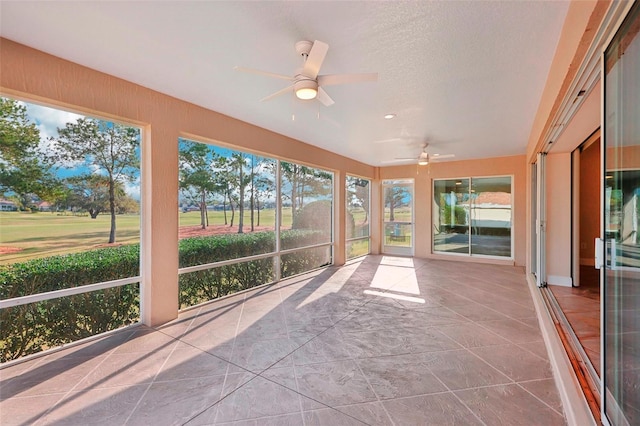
xmin=1 ymin=204 xmax=371 ymax=264
xmin=383 ymin=207 xmax=412 ymax=222
xmin=179 ymin=208 xmax=290 ymax=228
xmin=0 ymin=212 xmax=141 ymax=264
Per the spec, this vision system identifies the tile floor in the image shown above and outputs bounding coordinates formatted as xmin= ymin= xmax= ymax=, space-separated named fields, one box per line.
xmin=549 ymin=266 xmax=600 ymax=374
xmin=0 ymin=256 xmax=566 ymax=425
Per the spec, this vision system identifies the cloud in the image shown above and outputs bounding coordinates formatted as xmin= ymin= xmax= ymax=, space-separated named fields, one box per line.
xmin=89 ymin=164 xmax=103 ymax=175
xmin=124 ymin=177 xmax=141 ymax=201
xmin=22 ymin=101 xmax=84 ymax=168
xmin=23 ymin=101 xmax=83 ymax=143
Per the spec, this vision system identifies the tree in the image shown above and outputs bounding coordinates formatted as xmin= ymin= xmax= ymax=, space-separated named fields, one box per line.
xmin=228 ymin=153 xmax=252 ymax=234
xmin=212 ymin=155 xmax=234 ymax=226
xmin=349 ymin=178 xmax=370 ymax=224
xmin=115 ymin=192 xmax=139 ymax=215
xmin=64 ymin=175 xmax=111 ymax=218
xmin=253 ymin=174 xmax=274 ymax=227
xmin=385 ymin=186 xmax=410 ymax=222
xmin=178 ymin=140 xmax=216 ymax=229
xmin=250 ymin=155 xmax=256 ymax=232
xmin=248 ymin=157 xmax=276 ymax=229
xmin=0 ymin=97 xmax=61 ymax=201
xmin=280 ymin=162 xmax=332 ymax=222
xmin=56 ymin=118 xmax=139 ymax=243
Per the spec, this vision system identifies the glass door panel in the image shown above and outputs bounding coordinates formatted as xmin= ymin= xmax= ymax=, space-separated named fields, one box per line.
xmin=470 ymin=177 xmax=512 ymax=257
xmin=603 ymin=3 xmax=640 ymax=424
xmin=433 ymin=179 xmax=470 ymax=254
xmin=382 ymin=180 xmax=413 ymax=256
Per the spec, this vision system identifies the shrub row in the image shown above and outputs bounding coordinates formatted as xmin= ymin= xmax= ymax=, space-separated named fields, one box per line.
xmin=178 ymin=230 xmax=330 ymax=307
xmin=0 ymin=229 xmax=329 ymax=362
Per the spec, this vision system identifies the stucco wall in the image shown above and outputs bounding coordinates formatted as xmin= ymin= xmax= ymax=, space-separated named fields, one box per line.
xmin=379 ymin=155 xmax=527 ymax=266
xmin=546 ymin=152 xmax=572 ymax=286
xmin=0 ymin=38 xmax=376 ymax=326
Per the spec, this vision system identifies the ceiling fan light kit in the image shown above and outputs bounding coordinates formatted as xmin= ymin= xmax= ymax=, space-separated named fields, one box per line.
xmin=294 ymin=79 xmax=318 ymax=100
xmin=236 ymin=40 xmax=377 ymax=107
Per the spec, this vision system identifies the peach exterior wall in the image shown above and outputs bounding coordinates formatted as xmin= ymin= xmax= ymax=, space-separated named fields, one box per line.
xmin=0 ymin=38 xmax=376 ymax=326
xmin=606 ymin=145 xmax=640 ymax=169
xmin=526 ymin=0 xmax=609 ymax=162
xmin=379 ymin=155 xmax=527 ymax=266
xmin=545 ymin=153 xmax=572 ymax=284
xmin=524 ymin=0 xmax=608 ymax=277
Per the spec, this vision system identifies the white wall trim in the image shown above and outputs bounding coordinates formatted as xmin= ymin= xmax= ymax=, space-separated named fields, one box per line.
xmin=548 ymin=275 xmax=573 ymax=287
xmin=526 ymin=274 xmax=596 ymax=426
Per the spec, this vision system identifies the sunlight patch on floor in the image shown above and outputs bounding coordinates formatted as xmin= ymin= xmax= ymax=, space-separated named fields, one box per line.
xmin=370 ymin=264 xmax=420 ymax=295
xmin=380 ymin=256 xmax=415 ymax=268
xmin=363 ymin=289 xmax=425 ymax=304
xmin=296 ymin=262 xmax=359 ymax=309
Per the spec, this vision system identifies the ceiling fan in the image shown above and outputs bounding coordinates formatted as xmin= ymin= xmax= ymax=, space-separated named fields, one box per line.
xmin=382 ymin=144 xmax=455 ymax=166
xmin=235 ymin=40 xmax=377 ymax=106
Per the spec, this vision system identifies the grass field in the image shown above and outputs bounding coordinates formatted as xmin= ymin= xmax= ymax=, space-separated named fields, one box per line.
xmin=1 ymin=207 xmax=370 ymax=264
xmin=0 ymin=212 xmax=141 ymax=264
xmin=179 ymin=208 xmax=286 ymax=228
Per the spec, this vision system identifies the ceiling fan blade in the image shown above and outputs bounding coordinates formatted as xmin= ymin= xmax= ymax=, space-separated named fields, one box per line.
xmin=234 ymin=66 xmax=292 ymax=81
xmin=302 ymin=40 xmax=329 ymax=79
xmin=381 ymin=159 xmax=414 ymax=164
xmin=318 ymin=73 xmax=378 ymax=86
xmin=316 ymin=87 xmax=335 ymax=107
xmin=260 ymin=84 xmax=295 ymax=102
xmin=373 ymin=138 xmax=404 ymax=144
xmin=431 ymin=154 xmax=455 ymax=160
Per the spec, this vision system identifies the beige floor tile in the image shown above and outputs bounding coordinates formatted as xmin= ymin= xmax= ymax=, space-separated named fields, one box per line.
xmin=0 ymin=256 xmax=567 ymax=425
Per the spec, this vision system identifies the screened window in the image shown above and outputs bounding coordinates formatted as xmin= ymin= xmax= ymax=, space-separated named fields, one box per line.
xmin=346 ymin=176 xmax=371 ymax=259
xmin=279 ymin=161 xmax=333 ymax=277
xmin=0 ymin=97 xmax=142 ymax=361
xmin=177 ymin=139 xmax=334 ymax=308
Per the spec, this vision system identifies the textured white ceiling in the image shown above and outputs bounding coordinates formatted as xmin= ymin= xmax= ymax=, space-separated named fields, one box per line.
xmin=0 ymin=1 xmax=569 ymax=167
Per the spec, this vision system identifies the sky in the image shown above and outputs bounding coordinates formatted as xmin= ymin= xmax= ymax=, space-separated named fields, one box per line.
xmin=22 ymin=100 xmax=142 ymax=200
xmin=18 ymin=98 xmax=335 ymax=206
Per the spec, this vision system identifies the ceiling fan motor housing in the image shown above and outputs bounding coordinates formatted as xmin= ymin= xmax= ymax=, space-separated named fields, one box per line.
xmin=295 ymin=40 xmax=313 ymax=57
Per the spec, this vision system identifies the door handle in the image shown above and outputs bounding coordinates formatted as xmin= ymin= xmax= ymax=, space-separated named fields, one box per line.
xmin=595 ymin=237 xmax=604 ymax=269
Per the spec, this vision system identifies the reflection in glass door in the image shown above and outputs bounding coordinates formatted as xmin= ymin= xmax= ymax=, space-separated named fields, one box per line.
xmin=603 ymin=3 xmax=640 ymax=425
xmin=470 ymin=177 xmax=513 ymax=257
xmin=433 ymin=176 xmax=512 ymax=258
xmin=433 ymin=179 xmax=470 ymax=254
xmin=382 ymin=179 xmax=413 ymax=256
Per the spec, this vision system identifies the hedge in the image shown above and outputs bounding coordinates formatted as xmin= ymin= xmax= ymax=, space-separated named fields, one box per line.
xmin=0 ymin=229 xmax=329 ymax=362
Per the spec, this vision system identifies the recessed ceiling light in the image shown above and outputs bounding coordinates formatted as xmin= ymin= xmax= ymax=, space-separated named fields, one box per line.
xmin=384 ymin=114 xmax=396 ymax=120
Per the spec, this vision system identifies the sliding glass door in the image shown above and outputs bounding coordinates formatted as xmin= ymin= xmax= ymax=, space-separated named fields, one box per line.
xmin=603 ymin=3 xmax=640 ymax=424
xmin=433 ymin=176 xmax=512 ymax=258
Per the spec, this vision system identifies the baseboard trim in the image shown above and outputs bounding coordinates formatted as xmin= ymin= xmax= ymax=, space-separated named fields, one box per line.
xmin=548 ymin=275 xmax=573 ymax=287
